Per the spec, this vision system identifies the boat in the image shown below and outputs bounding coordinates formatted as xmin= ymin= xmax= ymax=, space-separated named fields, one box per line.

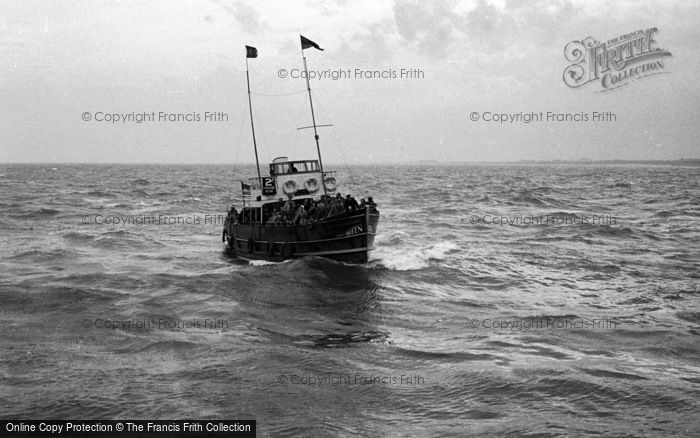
xmin=222 ymin=36 xmax=379 ymax=264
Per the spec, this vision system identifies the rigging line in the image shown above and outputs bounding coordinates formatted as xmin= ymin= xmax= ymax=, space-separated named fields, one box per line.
xmin=292 ymin=92 xmax=308 ymax=159
xmin=231 ymin=98 xmax=249 ymax=180
xmin=250 ymin=103 xmax=268 ymax=165
xmin=250 ymin=90 xmax=307 ymax=97
xmin=315 ymin=97 xmax=357 ymax=187
xmin=224 ymin=100 xmax=249 ymax=208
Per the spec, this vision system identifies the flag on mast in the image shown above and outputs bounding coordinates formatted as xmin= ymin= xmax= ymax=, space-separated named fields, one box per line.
xmin=300 ymin=35 xmax=324 ymax=51
xmin=245 ymin=45 xmax=258 ymax=58
xmin=241 ymin=182 xmax=251 ymax=195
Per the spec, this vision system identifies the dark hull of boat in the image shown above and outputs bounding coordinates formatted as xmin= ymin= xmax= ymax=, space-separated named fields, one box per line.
xmin=222 ymin=207 xmax=379 ymax=264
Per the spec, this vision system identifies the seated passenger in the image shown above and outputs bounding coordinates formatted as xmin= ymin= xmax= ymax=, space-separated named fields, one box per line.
xmin=292 ymin=205 xmax=307 ymax=224
xmin=316 ymin=200 xmax=329 ymax=220
xmin=281 ymin=196 xmax=294 ymax=220
xmin=267 ymin=209 xmax=282 ymax=224
xmin=327 ymin=199 xmax=345 ymax=218
xmin=344 ymin=194 xmax=359 ymax=211
xmin=367 ymin=196 xmax=378 ymax=212
xmin=307 ymin=201 xmax=318 ymax=221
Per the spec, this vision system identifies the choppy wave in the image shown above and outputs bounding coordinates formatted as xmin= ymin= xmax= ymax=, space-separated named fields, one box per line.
xmin=0 ymin=163 xmax=698 ymax=435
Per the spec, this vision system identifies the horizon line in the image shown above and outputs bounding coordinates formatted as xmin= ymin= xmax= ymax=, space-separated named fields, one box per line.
xmin=1 ymin=158 xmax=700 ymax=166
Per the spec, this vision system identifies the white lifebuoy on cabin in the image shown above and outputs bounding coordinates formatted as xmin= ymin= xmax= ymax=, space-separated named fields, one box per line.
xmin=324 ymin=176 xmax=337 ymax=192
xmin=305 ymin=178 xmax=319 ymax=193
xmin=283 ymin=180 xmax=297 ymax=195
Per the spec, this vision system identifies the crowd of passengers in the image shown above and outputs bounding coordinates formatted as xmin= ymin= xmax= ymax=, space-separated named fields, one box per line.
xmin=266 ymin=193 xmax=376 ymax=225
xmin=228 ymin=193 xmax=377 ymax=226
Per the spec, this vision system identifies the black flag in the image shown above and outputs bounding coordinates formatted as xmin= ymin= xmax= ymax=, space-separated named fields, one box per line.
xmin=245 ymin=45 xmax=258 ymax=58
xmin=300 ymin=35 xmax=324 ymax=51
xmin=241 ymin=182 xmax=251 ymax=195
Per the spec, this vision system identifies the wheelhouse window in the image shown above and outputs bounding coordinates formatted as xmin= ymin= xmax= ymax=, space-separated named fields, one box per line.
xmin=271 ymin=160 xmax=319 ymax=175
xmin=271 ymin=163 xmax=289 ymax=174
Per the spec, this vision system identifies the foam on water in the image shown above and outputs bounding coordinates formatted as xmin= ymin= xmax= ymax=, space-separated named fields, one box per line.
xmin=374 ymin=240 xmax=460 ymax=270
xmin=248 ymin=259 xmax=285 ymax=266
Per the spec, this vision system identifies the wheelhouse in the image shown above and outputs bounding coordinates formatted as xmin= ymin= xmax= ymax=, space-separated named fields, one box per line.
xmin=270 ymin=158 xmax=320 ymax=175
xmin=238 ymin=157 xmax=337 ymax=214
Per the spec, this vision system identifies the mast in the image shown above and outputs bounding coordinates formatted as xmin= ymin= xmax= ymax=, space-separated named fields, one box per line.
xmin=245 ymin=47 xmax=262 ymax=187
xmin=300 ymin=37 xmax=327 ymax=196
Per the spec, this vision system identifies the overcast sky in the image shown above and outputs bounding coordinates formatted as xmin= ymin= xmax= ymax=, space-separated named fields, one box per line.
xmin=1 ymin=0 xmax=698 ymax=164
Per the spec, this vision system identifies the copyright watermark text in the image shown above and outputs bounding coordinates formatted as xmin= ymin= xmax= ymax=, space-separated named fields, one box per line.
xmin=277 ymin=67 xmax=424 ymax=80
xmin=469 ymin=111 xmax=616 ymax=123
xmin=277 ymin=373 xmax=425 ymax=386
xmin=81 ymin=318 xmax=229 ymax=331
xmin=465 ymin=317 xmax=619 ymax=331
xmin=81 ymin=111 xmax=229 ymax=123
xmin=81 ymin=214 xmax=227 ymax=226
xmin=468 ymin=213 xmax=617 ymax=226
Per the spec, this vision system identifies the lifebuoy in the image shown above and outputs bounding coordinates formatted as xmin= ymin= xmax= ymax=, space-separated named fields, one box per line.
xmin=324 ymin=176 xmax=337 ymax=192
xmin=247 ymin=236 xmax=254 ymax=253
xmin=305 ymin=178 xmax=319 ymax=193
xmin=283 ymin=180 xmax=296 ymax=195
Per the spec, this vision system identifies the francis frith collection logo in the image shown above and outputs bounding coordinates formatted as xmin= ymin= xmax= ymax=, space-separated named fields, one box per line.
xmin=563 ymin=28 xmax=672 ymax=91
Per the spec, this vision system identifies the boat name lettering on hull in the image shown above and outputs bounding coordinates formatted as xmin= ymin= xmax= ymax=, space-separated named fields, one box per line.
xmin=343 ymin=225 xmax=363 ymax=237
